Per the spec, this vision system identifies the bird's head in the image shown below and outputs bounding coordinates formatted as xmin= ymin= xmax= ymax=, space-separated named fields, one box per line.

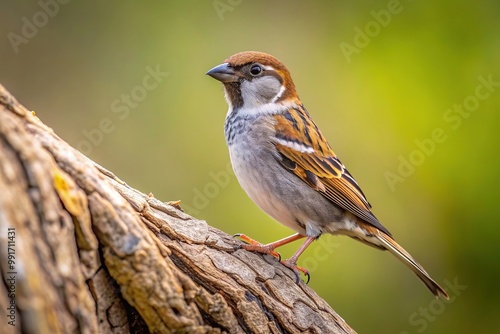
xmin=207 ymin=51 xmax=300 ymax=111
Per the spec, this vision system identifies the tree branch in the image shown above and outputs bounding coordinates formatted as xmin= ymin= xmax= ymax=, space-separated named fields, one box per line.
xmin=0 ymin=84 xmax=355 ymax=334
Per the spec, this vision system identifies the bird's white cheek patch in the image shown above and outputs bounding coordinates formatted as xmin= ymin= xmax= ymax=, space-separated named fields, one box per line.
xmin=241 ymin=76 xmax=281 ymax=108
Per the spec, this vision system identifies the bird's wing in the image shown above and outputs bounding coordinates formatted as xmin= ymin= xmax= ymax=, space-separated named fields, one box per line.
xmin=272 ymin=106 xmax=391 ymax=236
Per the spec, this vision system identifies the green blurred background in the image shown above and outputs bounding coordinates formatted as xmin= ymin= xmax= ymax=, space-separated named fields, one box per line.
xmin=1 ymin=1 xmax=499 ymax=333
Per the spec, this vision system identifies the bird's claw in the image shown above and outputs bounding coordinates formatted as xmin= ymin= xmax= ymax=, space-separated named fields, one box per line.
xmin=233 ymin=233 xmax=281 ymax=260
xmin=281 ymin=258 xmax=310 ymax=284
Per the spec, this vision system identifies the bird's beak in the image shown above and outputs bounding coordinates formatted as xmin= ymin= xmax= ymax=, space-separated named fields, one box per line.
xmin=206 ymin=63 xmax=239 ymax=83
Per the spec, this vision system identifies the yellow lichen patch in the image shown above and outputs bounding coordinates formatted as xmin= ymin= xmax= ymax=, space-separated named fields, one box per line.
xmin=53 ymin=169 xmax=86 ymax=216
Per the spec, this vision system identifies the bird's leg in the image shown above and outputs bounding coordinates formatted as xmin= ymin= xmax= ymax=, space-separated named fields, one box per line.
xmin=281 ymin=236 xmax=316 ymax=284
xmin=234 ymin=233 xmax=305 ymax=260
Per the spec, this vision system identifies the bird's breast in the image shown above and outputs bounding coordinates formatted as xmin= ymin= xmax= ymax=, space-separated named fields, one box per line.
xmin=224 ymin=113 xmax=302 ymax=230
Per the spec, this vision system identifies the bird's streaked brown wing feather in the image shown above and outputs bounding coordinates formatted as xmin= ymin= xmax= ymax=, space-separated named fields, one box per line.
xmin=273 ymin=107 xmax=391 ymax=236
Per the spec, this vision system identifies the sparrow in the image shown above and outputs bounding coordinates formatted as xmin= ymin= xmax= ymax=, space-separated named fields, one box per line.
xmin=206 ymin=51 xmax=448 ymax=299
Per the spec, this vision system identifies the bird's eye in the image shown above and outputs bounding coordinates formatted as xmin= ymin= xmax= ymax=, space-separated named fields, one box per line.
xmin=250 ymin=64 xmax=262 ymax=76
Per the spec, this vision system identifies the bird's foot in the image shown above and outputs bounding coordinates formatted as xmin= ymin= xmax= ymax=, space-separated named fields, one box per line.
xmin=234 ymin=233 xmax=281 ymax=260
xmin=281 ymin=258 xmax=310 ymax=284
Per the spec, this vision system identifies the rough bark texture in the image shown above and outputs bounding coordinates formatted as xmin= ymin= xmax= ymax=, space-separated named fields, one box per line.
xmin=0 ymin=84 xmax=355 ymax=334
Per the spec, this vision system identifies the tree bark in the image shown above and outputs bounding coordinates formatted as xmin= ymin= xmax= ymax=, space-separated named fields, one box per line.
xmin=0 ymin=84 xmax=355 ymax=334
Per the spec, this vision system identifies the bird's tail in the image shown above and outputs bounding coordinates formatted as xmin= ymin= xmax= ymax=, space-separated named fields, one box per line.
xmin=372 ymin=229 xmax=449 ymax=299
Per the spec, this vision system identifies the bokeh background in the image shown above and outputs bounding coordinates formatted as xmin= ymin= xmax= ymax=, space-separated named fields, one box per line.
xmin=1 ymin=1 xmax=499 ymax=333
